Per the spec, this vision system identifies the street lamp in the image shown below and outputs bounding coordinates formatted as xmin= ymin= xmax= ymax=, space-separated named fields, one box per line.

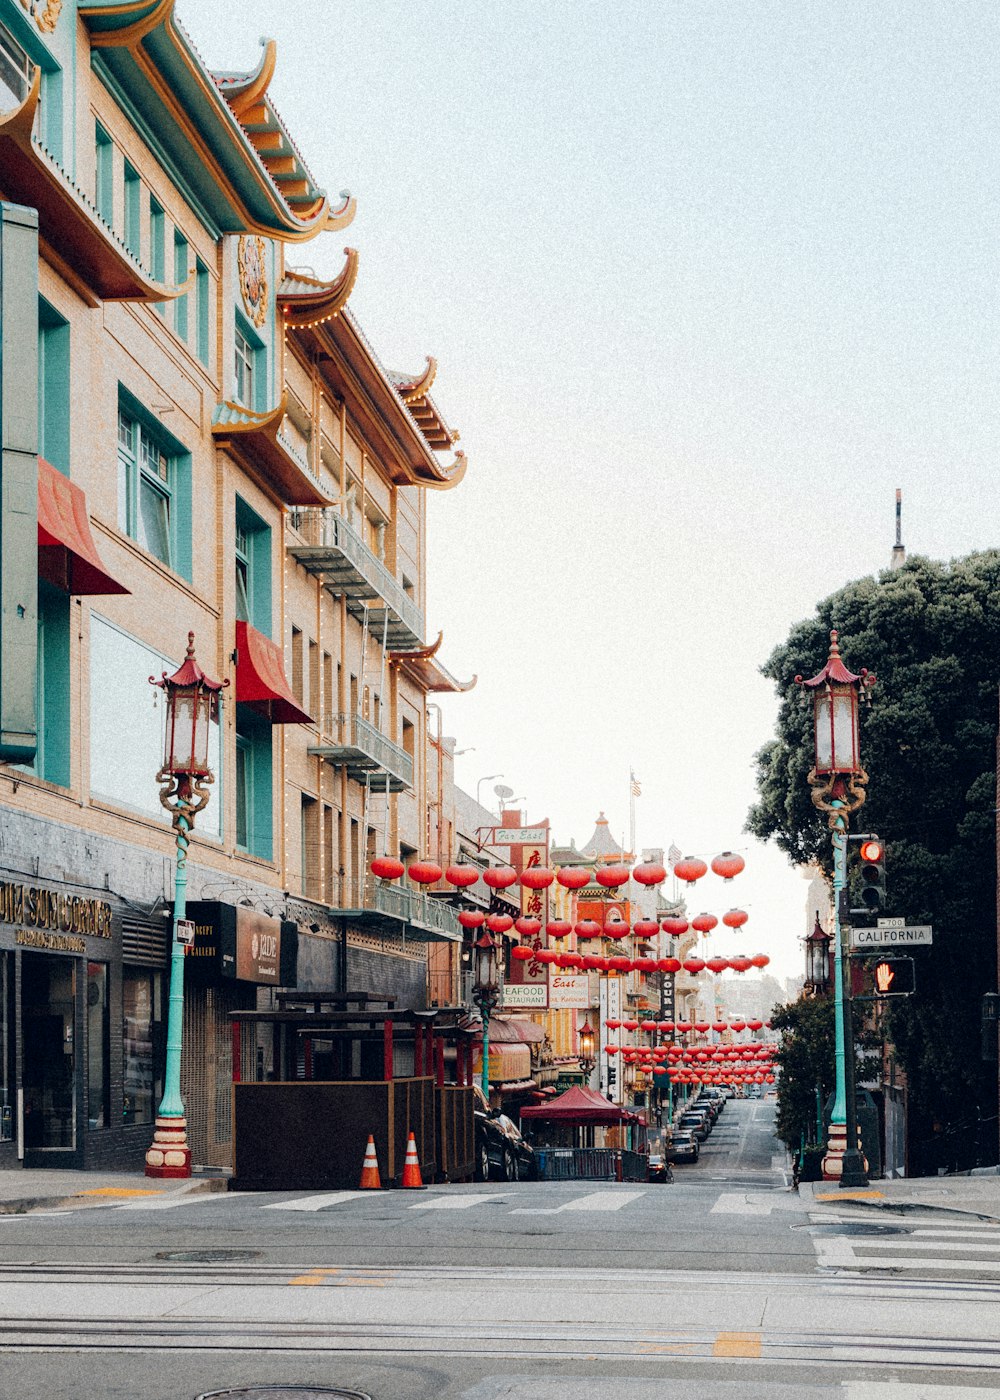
xmin=804 ymin=913 xmax=833 ymax=996
xmin=476 ymin=773 xmax=503 ymax=808
xmin=578 ymin=1019 xmax=596 ymax=1078
xmin=471 ymin=930 xmax=500 ymax=1097
xmin=796 ymin=629 xmax=875 ymax=1188
xmin=145 ymin=633 xmax=227 ymax=1178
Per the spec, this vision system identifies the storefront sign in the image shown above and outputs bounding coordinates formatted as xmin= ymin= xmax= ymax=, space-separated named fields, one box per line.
xmin=183 ymin=902 xmax=298 ymax=985
xmin=231 ymin=908 xmax=281 ymax=983
xmin=0 ymin=881 xmax=111 ymax=938
xmin=15 ymin=929 xmax=86 ymax=954
xmin=548 ymin=973 xmax=590 ymax=1009
xmin=489 ymin=826 xmax=549 ymax=846
xmin=501 ymin=982 xmax=547 ymax=1008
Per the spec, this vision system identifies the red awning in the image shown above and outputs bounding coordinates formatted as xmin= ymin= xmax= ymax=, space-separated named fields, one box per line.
xmin=37 ymin=457 xmax=129 ymax=596
xmin=477 ymin=1016 xmax=545 ymax=1045
xmin=520 ymin=1084 xmax=633 ymax=1124
xmin=235 ymin=620 xmax=313 ymax=725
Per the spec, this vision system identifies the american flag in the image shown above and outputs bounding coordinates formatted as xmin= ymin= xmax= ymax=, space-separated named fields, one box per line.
xmin=668 ymin=843 xmax=682 ymax=867
xmin=630 ymin=773 xmax=641 ymax=797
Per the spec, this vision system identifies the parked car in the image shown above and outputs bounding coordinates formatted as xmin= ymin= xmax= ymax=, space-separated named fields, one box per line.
xmin=494 ymin=1113 xmax=537 ymax=1181
xmin=647 ymin=1150 xmax=673 ymax=1182
xmin=665 ymin=1129 xmax=700 ymax=1164
xmin=472 ymin=1085 xmax=520 ymax=1182
xmin=677 ymin=1112 xmax=711 ymax=1142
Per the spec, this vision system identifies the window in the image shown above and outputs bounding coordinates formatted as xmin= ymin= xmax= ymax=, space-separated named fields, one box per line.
xmin=122 ymin=968 xmax=163 ymax=1126
xmin=301 ymin=794 xmax=320 ymax=900
xmin=323 ymin=804 xmax=335 ymax=903
xmin=0 ymin=22 xmax=30 ymax=111
xmin=149 ymin=197 xmax=164 ymax=279
xmin=234 ymin=496 xmax=271 ymax=634
xmin=234 ymin=323 xmax=256 ymax=407
xmin=308 ymin=639 xmax=319 ymax=719
xmin=86 ymin=963 xmax=109 ymax=1131
xmin=173 ymin=231 xmax=188 ymax=340
xmin=291 ymin=627 xmax=303 ymax=705
xmin=38 ymin=298 xmax=69 ymax=476
xmin=235 ymin=708 xmax=272 ymax=860
xmin=196 ymin=259 xmax=210 ymax=367
xmin=90 ymin=614 xmax=222 ymax=838
xmin=117 ymin=393 xmax=191 ymax=579
xmin=0 ymin=954 xmax=12 ymax=1143
xmin=124 ymin=162 xmax=141 ymax=258
xmin=28 ymin=580 xmax=71 ymax=787
xmin=322 ymin=652 xmax=333 ymax=731
xmin=95 ymin=123 xmax=114 ymax=226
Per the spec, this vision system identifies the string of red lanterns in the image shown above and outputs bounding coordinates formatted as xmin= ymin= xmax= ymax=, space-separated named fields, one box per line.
xmin=370 ymin=852 xmax=748 ymax=892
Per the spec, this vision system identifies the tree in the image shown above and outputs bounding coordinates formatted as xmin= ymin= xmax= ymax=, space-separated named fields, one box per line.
xmin=748 ymin=552 xmax=1000 ymax=1175
xmin=771 ymin=997 xmax=836 ymax=1153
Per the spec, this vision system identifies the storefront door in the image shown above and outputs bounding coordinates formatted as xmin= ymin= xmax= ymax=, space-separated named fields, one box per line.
xmin=22 ymin=953 xmax=77 ymax=1164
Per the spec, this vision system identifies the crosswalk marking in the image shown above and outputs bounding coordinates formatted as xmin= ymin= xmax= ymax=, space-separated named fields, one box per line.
xmin=510 ymin=1190 xmax=645 ymax=1215
xmin=409 ymin=1193 xmax=508 ymax=1210
xmin=115 ymin=1192 xmax=235 ymax=1212
xmin=810 ymin=1211 xmax=1000 ymax=1277
xmin=261 ymin=1191 xmax=373 ymax=1212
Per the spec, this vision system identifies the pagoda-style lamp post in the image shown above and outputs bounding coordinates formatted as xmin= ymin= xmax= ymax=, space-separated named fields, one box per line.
xmin=796 ymin=630 xmax=875 ymax=1188
xmin=145 ymin=633 xmax=227 ymax=1178
xmin=472 ymin=930 xmax=500 ymax=1098
xmin=578 ymin=1019 xmax=596 ymax=1078
xmin=804 ymin=913 xmax=833 ymax=997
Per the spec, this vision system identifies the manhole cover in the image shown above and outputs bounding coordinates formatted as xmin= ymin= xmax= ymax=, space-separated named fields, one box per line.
xmin=802 ymin=1222 xmax=906 ymax=1237
xmin=197 ymin=1391 xmax=371 ymax=1400
xmin=155 ymin=1249 xmax=262 ymax=1262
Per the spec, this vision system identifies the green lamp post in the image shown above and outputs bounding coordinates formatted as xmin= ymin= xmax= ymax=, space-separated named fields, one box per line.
xmin=472 ymin=929 xmax=500 ymax=1098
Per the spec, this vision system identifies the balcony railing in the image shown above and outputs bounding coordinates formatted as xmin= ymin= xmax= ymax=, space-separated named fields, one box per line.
xmin=331 ymin=876 xmax=460 ymax=942
xmin=308 ymin=713 xmax=414 ymax=792
xmin=288 ymin=509 xmax=424 ymax=649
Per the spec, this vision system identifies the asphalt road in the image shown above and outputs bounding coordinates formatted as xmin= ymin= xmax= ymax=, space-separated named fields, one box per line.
xmin=4 ymin=1100 xmax=1000 ymax=1400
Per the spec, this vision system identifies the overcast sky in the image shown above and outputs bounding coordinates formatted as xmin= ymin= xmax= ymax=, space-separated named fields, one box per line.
xmin=186 ymin=2 xmax=1000 ymax=980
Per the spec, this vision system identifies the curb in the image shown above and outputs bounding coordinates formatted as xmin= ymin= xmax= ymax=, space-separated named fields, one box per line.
xmin=804 ymin=1187 xmax=1000 ymax=1224
xmin=0 ymin=1175 xmax=230 ymax=1216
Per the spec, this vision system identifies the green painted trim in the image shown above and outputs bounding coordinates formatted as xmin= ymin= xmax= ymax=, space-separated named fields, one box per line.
xmin=235 ymin=494 xmax=271 ymax=637
xmin=124 ymin=162 xmax=141 ymax=259
xmin=235 ymin=706 xmax=272 ymax=861
xmin=173 ymin=229 xmax=188 ymax=341
xmin=95 ymin=121 xmax=114 ymax=226
xmin=36 ymin=578 xmax=70 ymax=786
xmin=90 ymin=54 xmax=223 ymax=242
xmin=235 ymin=309 xmax=266 ymax=413
xmin=117 ymin=384 xmax=192 ymax=584
xmin=195 ymin=258 xmax=209 ymax=366
xmin=38 ymin=296 xmax=69 ymax=477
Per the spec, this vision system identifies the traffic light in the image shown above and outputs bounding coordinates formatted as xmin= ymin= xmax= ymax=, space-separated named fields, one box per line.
xmin=858 ymin=837 xmax=886 ymax=911
xmin=860 ymin=956 xmax=914 ymax=998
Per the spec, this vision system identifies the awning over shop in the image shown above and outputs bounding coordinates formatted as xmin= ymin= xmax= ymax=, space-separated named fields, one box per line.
xmin=475 ymin=1016 xmax=545 ymax=1045
xmin=235 ymin=620 xmax=313 ymax=724
xmin=37 ymin=457 xmax=130 ymax=596
xmin=520 ymin=1084 xmax=634 ymax=1124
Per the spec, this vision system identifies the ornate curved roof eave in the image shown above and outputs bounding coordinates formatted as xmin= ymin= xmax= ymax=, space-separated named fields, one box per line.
xmin=388 ymin=633 xmax=477 ymax=694
xmin=215 ymin=37 xmax=277 ymax=117
xmin=211 ymin=395 xmax=333 ymax=507
xmin=279 ymin=248 xmax=359 ymax=329
xmin=0 ymin=68 xmax=196 ymax=304
xmin=79 ymin=3 xmax=347 ymax=244
xmin=391 ymin=356 xmax=438 ymax=401
xmin=419 ymin=449 xmax=468 ymax=492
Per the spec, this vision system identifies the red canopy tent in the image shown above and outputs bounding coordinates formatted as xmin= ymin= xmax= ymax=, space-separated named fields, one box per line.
xmin=520 ymin=1084 xmax=634 ymax=1124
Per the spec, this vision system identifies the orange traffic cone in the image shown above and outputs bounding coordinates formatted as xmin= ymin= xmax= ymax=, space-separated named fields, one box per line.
xmin=400 ymin=1131 xmax=425 ymax=1189
xmin=359 ymin=1134 xmax=382 ymax=1189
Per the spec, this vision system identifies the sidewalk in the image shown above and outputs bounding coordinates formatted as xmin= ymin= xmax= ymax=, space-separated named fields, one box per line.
xmin=802 ymin=1171 xmax=1000 ymax=1220
xmin=0 ymin=1167 xmax=228 ymax=1215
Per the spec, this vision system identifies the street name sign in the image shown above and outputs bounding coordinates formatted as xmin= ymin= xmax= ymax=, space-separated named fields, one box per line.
xmin=849 ymin=924 xmax=932 ymax=950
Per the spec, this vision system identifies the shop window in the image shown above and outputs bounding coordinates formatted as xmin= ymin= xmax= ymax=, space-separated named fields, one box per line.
xmin=0 ymin=954 xmax=12 ymax=1143
xmin=173 ymin=231 xmax=189 ymax=341
xmin=122 ymin=968 xmax=163 ymax=1126
xmin=86 ymin=963 xmax=109 ymax=1131
xmin=234 ymin=316 xmax=264 ymax=410
xmin=117 ymin=389 xmax=192 ymax=580
xmin=235 ymin=708 xmax=272 ymax=860
xmin=196 ymin=258 xmax=210 ymax=367
xmin=38 ymin=297 xmax=70 ymax=477
xmin=95 ymin=122 xmax=114 ymax=226
xmin=22 ymin=954 xmax=75 ymax=1151
xmin=234 ymin=495 xmax=271 ymax=636
xmin=90 ymin=614 xmax=222 ymax=840
xmin=124 ymin=162 xmax=141 ymax=259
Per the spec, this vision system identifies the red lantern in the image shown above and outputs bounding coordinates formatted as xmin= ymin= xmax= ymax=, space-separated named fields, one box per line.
xmin=486 ymin=912 xmax=513 ymax=934
xmin=694 ymin=1021 xmax=710 ymax=1034
xmin=514 ymin=916 xmax=542 ymax=938
xmin=520 ymin=865 xmax=554 ymax=890
xmin=633 ymin=861 xmax=667 ymax=886
xmin=706 ymin=957 xmax=729 ymax=974
xmin=547 ymin=919 xmax=573 ymax=939
xmin=691 ymin=913 xmax=718 ymax=934
xmin=673 ymin=856 xmax=707 ymax=884
xmin=747 ymin=1019 xmax=763 ymax=1031
xmin=730 ymin=956 xmax=752 ymax=973
xmin=596 ymin=864 xmax=630 ymax=888
xmin=659 ymin=957 xmax=682 ymax=973
xmin=603 ymin=919 xmax=629 ymax=939
xmin=658 ymin=1021 xmax=674 ymax=1034
xmin=483 ymin=866 xmax=517 ymax=890
xmin=622 ymin=1020 xmax=639 ymax=1032
xmin=636 ymin=957 xmax=658 ymax=974
xmin=371 ymin=856 xmax=404 ymax=881
xmin=511 ymin=945 xmax=533 ymax=962
xmin=555 ymin=953 xmax=575 ymax=969
xmin=609 ymin=955 xmax=631 ymax=972
xmin=556 ymin=866 xmax=592 ymax=890
xmin=408 ymin=860 xmax=443 ymax=884
xmin=444 ymin=864 xmax=479 ymax=888
xmin=582 ymin=955 xmax=603 ymax=970
xmin=712 ymin=1022 xmax=727 ymax=1034
xmin=661 ymin=916 xmax=689 ymax=937
xmin=633 ymin=918 xmax=660 ymax=939
xmin=682 ymin=957 xmax=706 ymax=974
xmin=574 ymin=919 xmax=601 ymax=940
xmin=458 ymin=910 xmax=485 ymax=930
xmin=605 ymin=1019 xmax=622 ymax=1031
xmin=751 ymin=954 xmax=770 ymax=968
xmin=592 ymin=956 xmax=610 ymax=972
xmin=536 ymin=949 xmax=556 ymax=964
xmin=640 ymin=1019 xmax=658 ymax=1033
xmin=731 ymin=1020 xmax=746 ymax=1032
xmin=605 ymin=1045 xmax=620 ymax=1056
xmin=711 ymin=851 xmax=745 ymax=881
xmin=675 ymin=1021 xmax=693 ymax=1034
xmin=722 ymin=908 xmax=748 ymax=929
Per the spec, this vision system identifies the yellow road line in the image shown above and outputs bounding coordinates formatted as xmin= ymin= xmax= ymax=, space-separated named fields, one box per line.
xmin=814 ymin=1190 xmax=884 ymax=1201
xmin=713 ymin=1331 xmax=762 ymax=1358
xmin=74 ymin=1188 xmax=164 ymax=1197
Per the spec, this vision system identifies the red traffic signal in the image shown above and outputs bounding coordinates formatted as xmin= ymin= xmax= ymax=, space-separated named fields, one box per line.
xmin=859 ymin=840 xmax=884 ymax=863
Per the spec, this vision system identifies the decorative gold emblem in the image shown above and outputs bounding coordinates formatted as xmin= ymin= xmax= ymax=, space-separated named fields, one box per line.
xmin=238 ymin=235 xmax=268 ymax=329
xmin=20 ymin=0 xmax=62 ymax=34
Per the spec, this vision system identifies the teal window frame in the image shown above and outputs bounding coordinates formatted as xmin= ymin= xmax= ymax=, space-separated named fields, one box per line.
xmin=0 ymin=16 xmax=61 ymax=163
xmin=196 ymin=259 xmax=210 ymax=367
xmin=22 ymin=580 xmax=71 ymax=788
xmin=124 ymin=162 xmax=141 ymax=259
xmin=234 ymin=495 xmax=271 ymax=636
xmin=234 ymin=313 xmax=265 ymax=411
xmin=38 ymin=298 xmax=69 ymax=476
xmin=149 ymin=196 xmax=165 ymax=314
xmin=116 ymin=389 xmax=192 ymax=581
xmin=235 ymin=708 xmax=272 ymax=861
xmin=173 ymin=230 xmax=188 ymax=341
xmin=95 ymin=123 xmax=114 ymax=226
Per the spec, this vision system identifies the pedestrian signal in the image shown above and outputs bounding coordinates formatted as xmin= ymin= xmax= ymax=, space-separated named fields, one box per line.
xmin=858 ymin=837 xmax=887 ymax=911
xmin=860 ymin=956 xmax=914 ymax=999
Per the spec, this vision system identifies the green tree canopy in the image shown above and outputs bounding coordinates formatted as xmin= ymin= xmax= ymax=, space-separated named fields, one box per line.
xmin=749 ymin=552 xmax=1000 ymax=1173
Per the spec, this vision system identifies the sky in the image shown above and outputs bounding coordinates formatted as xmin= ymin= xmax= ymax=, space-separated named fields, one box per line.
xmin=186 ymin=2 xmax=1000 ymax=980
